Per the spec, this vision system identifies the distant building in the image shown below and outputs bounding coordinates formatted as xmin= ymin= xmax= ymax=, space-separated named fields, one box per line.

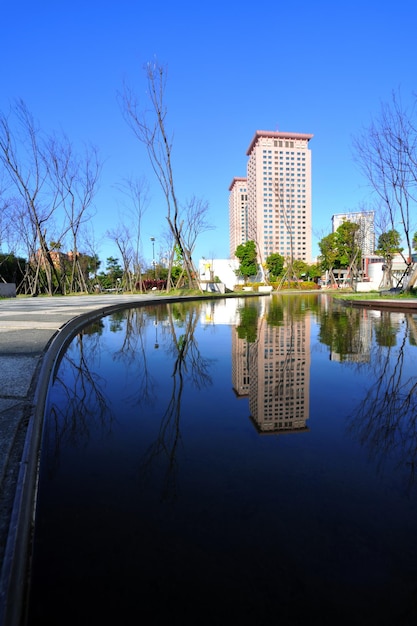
xmin=31 ymin=249 xmax=76 ymax=271
xmin=229 ymin=177 xmax=248 ymax=258
xmin=229 ymin=130 xmax=313 ymax=265
xmin=332 ymin=211 xmax=375 ymax=257
xmin=30 ymin=249 xmax=90 ymax=282
xmin=198 ymin=258 xmax=240 ymax=291
xmin=356 ymin=253 xmax=409 ymax=291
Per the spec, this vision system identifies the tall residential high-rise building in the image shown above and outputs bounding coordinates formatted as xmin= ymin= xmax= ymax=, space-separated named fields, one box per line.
xmin=331 ymin=211 xmax=375 ymax=257
xmin=229 ymin=130 xmax=313 ymax=264
xmin=229 ymin=177 xmax=248 ymax=258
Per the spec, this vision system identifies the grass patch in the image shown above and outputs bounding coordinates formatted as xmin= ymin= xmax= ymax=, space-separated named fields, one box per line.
xmin=333 ymin=289 xmax=417 ymax=301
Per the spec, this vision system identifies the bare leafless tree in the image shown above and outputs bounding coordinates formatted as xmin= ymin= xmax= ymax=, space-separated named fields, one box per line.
xmin=274 ymin=179 xmax=300 ymax=286
xmin=169 ymin=195 xmax=214 ymax=287
xmin=353 ymin=89 xmax=417 ymax=289
xmin=82 ymin=224 xmax=103 ymax=288
xmin=113 ymin=175 xmax=149 ymax=291
xmin=159 ymin=227 xmax=176 ymax=290
xmin=120 ymin=60 xmax=203 ymax=291
xmin=0 ymin=99 xmax=101 ymax=295
xmin=11 ymin=198 xmax=38 ymax=293
xmin=0 ymin=99 xmax=62 ymax=294
xmin=48 ymin=134 xmax=101 ymax=293
xmin=0 ymin=173 xmax=13 ymax=254
xmin=107 ymin=224 xmax=134 ymax=291
xmin=181 ymin=195 xmax=213 ymax=260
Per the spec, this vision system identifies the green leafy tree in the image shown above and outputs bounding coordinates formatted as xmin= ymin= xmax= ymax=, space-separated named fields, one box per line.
xmin=306 ymin=263 xmax=322 ymax=282
xmin=318 ymin=233 xmax=338 ymax=270
xmin=375 ymin=229 xmax=402 ymax=288
xmin=265 ymin=252 xmax=284 ymax=280
xmin=335 ymin=221 xmax=360 ymax=268
xmin=318 ymin=221 xmax=361 ymax=286
xmin=376 ymin=229 xmax=402 ymax=258
xmin=106 ymin=256 xmax=123 ymax=280
xmin=235 ymin=240 xmax=257 ymax=283
xmin=98 ymin=256 xmax=123 ymax=289
xmin=0 ymin=252 xmax=26 ymax=286
xmin=318 ymin=232 xmax=338 ymax=285
xmin=171 ymin=244 xmax=184 ymax=284
xmin=292 ymin=259 xmax=309 ymax=280
xmin=83 ymin=254 xmax=101 ymax=279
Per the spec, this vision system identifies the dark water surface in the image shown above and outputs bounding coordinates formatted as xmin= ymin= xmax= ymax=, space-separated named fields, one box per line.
xmin=26 ymin=294 xmax=417 ymax=625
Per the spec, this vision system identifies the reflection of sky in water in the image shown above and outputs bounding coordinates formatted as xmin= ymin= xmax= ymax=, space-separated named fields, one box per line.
xmin=27 ymin=295 xmax=417 ymax=626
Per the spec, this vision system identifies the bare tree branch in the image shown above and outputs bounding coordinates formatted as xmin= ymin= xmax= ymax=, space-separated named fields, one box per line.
xmin=120 ymin=60 xmax=202 ymax=290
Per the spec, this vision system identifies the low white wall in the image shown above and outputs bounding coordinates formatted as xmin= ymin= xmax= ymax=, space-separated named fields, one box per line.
xmin=0 ymin=283 xmax=16 ymax=297
xmin=354 ymin=281 xmax=379 ymax=292
xmin=201 ymin=282 xmax=226 ymax=294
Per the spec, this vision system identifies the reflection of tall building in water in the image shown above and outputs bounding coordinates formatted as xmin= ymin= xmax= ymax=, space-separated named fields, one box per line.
xmin=249 ymin=315 xmax=311 ymax=433
xmin=231 ymin=310 xmax=311 ymax=434
xmin=205 ymin=298 xmax=311 ymax=434
xmin=231 ymin=330 xmax=251 ymax=398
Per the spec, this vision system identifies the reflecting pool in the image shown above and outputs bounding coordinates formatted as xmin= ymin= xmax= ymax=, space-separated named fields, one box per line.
xmin=26 ymin=294 xmax=417 ymax=625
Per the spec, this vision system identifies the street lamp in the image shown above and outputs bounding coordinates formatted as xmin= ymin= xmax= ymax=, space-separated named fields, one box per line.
xmin=150 ymin=237 xmax=155 ymax=279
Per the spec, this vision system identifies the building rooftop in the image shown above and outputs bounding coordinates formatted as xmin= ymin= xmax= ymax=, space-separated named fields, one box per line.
xmin=246 ymin=130 xmax=314 ymax=155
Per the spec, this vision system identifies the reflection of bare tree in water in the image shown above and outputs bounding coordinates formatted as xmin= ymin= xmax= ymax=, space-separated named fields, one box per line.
xmin=46 ymin=303 xmax=213 ymax=500
xmin=347 ymin=317 xmax=417 ymax=491
xmin=47 ymin=328 xmax=113 ymax=473
xmin=46 ymin=309 xmax=159 ymax=476
xmin=139 ymin=303 xmax=213 ymax=502
xmin=111 ymin=307 xmax=158 ymax=408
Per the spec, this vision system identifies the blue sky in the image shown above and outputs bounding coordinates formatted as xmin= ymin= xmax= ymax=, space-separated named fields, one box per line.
xmin=1 ymin=0 xmax=417 ymax=268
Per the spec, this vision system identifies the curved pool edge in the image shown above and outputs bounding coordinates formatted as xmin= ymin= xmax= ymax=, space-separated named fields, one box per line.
xmin=6 ymin=290 xmax=414 ymax=625
xmin=340 ymin=297 xmax=417 ymax=311
xmin=0 ymin=292 xmax=252 ymax=626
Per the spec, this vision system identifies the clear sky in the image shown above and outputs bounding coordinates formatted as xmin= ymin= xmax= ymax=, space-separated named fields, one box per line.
xmin=1 ymin=0 xmax=417 ymax=269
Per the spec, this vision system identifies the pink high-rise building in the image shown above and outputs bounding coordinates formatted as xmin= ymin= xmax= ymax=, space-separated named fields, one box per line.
xmin=228 ymin=177 xmax=248 ymax=258
xmin=230 ymin=130 xmax=313 ymax=264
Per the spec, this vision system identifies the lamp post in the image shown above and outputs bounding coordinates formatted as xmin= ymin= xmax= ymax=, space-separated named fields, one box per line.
xmin=150 ymin=237 xmax=155 ymax=279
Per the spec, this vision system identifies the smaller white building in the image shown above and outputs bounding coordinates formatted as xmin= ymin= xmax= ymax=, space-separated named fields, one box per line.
xmin=355 ymin=254 xmax=409 ymax=291
xmin=198 ymin=258 xmax=241 ymax=292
